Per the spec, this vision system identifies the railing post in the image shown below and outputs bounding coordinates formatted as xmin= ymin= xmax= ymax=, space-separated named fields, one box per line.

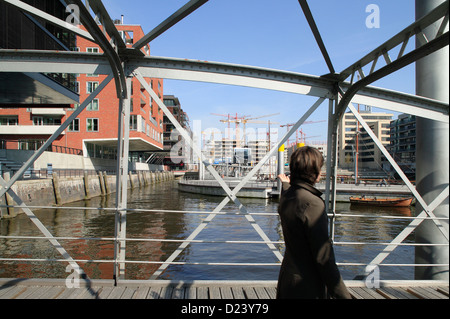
xmin=325 ymin=98 xmax=339 ymax=241
xmin=113 ymin=75 xmax=132 ymax=284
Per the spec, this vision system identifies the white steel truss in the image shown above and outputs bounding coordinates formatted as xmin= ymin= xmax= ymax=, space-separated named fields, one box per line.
xmin=0 ymin=0 xmax=448 ymax=284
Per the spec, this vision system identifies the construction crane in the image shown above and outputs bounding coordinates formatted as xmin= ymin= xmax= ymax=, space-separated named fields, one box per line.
xmin=212 ymin=113 xmax=280 ymax=147
xmin=210 ymin=113 xmax=232 ymax=139
xmin=280 ymin=120 xmax=325 ymax=146
xmin=298 ymin=129 xmax=321 ymax=144
xmin=210 ymin=113 xmax=250 ymax=140
xmin=240 ymin=113 xmax=279 ymax=146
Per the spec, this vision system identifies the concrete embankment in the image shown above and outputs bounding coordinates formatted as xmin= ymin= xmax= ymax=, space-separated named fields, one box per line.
xmin=178 ymin=179 xmax=413 ymax=201
xmin=0 ymin=170 xmax=174 ymax=218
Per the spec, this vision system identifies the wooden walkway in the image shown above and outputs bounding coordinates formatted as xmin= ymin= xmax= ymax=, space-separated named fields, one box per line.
xmin=0 ymin=279 xmax=448 ymax=299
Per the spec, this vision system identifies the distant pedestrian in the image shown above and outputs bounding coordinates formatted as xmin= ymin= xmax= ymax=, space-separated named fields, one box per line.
xmin=377 ymin=179 xmax=388 ymax=187
xmin=276 ymin=146 xmax=351 ymax=299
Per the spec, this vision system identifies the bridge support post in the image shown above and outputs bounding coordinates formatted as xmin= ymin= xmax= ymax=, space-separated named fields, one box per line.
xmin=277 ymin=144 xmax=285 ymax=193
xmin=415 ymin=0 xmax=449 ymax=280
xmin=113 ymin=75 xmax=132 ymax=283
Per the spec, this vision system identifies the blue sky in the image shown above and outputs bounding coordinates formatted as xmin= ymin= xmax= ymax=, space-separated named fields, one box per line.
xmin=103 ymin=0 xmax=416 ymax=143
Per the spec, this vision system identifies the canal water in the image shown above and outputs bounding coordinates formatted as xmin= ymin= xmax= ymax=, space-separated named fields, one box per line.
xmin=0 ymin=180 xmax=415 ymax=281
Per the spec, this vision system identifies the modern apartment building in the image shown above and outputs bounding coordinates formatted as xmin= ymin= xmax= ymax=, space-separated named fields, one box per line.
xmin=388 ymin=113 xmax=416 ymax=178
xmin=161 ymin=95 xmax=191 ymax=170
xmin=338 ymin=109 xmax=393 ymax=170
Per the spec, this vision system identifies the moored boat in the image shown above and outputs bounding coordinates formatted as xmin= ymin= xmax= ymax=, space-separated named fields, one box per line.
xmin=349 ymin=196 xmax=413 ymax=207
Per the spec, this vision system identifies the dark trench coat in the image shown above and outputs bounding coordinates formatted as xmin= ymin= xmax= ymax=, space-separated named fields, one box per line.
xmin=276 ymin=179 xmax=352 ymax=299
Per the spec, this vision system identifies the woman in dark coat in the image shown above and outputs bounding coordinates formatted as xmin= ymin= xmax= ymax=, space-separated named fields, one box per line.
xmin=277 ymin=146 xmax=351 ymax=299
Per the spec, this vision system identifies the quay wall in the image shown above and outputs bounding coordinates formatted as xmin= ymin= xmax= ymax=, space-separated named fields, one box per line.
xmin=1 ymin=170 xmax=174 ymax=218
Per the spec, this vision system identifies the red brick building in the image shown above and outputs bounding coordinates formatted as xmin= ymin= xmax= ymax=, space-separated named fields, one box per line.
xmin=68 ymin=24 xmax=164 ymax=162
xmin=1 ymin=23 xmax=164 ymax=163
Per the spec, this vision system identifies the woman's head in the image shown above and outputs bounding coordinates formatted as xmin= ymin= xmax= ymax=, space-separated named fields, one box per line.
xmin=289 ymin=146 xmax=324 ymax=185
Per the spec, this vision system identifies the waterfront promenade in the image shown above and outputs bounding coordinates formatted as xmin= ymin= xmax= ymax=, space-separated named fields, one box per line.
xmin=178 ymin=178 xmax=412 ymax=200
xmin=0 ymin=279 xmax=448 ymax=299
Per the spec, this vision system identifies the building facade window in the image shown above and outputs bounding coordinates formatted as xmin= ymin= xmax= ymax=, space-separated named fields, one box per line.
xmin=73 ymin=81 xmax=80 ymax=93
xmin=87 ymin=99 xmax=99 ymax=111
xmin=86 ymin=118 xmax=99 ymax=132
xmin=18 ymin=139 xmax=45 ymax=150
xmin=0 ymin=116 xmax=18 ymax=125
xmin=68 ymin=118 xmax=80 ymax=132
xmin=87 ymin=81 xmax=99 ymax=93
xmin=33 ymin=116 xmax=43 ymax=125
xmin=32 ymin=116 xmax=62 ymax=125
xmin=130 ymin=115 xmax=137 ymax=130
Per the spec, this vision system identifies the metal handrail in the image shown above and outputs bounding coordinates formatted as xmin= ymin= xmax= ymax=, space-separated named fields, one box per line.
xmin=1 ymin=204 xmax=448 ymax=276
xmin=1 ymin=235 xmax=448 ymax=247
xmin=2 ymin=204 xmax=449 ymax=219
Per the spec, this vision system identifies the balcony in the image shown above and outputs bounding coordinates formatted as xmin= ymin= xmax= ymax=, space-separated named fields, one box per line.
xmin=30 ymin=108 xmax=66 ymax=116
xmin=0 ymin=125 xmax=64 ymax=135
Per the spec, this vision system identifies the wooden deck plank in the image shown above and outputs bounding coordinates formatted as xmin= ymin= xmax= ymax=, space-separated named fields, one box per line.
xmin=5 ymin=286 xmax=29 ymax=299
xmin=98 ymin=286 xmax=114 ymax=299
xmin=25 ymin=286 xmax=54 ymax=299
xmin=197 ymin=286 xmax=209 ymax=299
xmin=55 ymin=287 xmax=76 ymax=299
xmin=121 ymin=287 xmax=137 ymax=299
xmin=437 ymin=286 xmax=449 ymax=297
xmin=160 ymin=286 xmax=174 ymax=299
xmin=185 ymin=286 xmax=196 ymax=299
xmin=172 ymin=287 xmax=185 ymax=299
xmin=0 ymin=280 xmax=447 ymax=299
xmin=220 ymin=286 xmax=233 ymax=299
xmin=427 ymin=287 xmax=449 ymax=299
xmin=78 ymin=287 xmax=101 ymax=299
xmin=243 ymin=287 xmax=258 ymax=299
xmin=265 ymin=287 xmax=277 ymax=299
xmin=353 ymin=287 xmax=378 ymax=299
xmin=407 ymin=287 xmax=426 ymax=299
xmin=38 ymin=286 xmax=65 ymax=299
xmin=359 ymin=287 xmax=385 ymax=299
xmin=107 ymin=287 xmax=126 ymax=299
xmin=376 ymin=287 xmax=402 ymax=299
xmin=348 ymin=287 xmax=365 ymax=299
xmin=391 ymin=287 xmax=419 ymax=299
xmin=63 ymin=287 xmax=89 ymax=299
xmin=15 ymin=286 xmax=42 ymax=299
xmin=231 ymin=287 xmax=245 ymax=299
xmin=254 ymin=286 xmax=270 ymax=299
xmin=147 ymin=286 xmax=163 ymax=299
xmin=132 ymin=286 xmax=150 ymax=299
xmin=209 ymin=286 xmax=221 ymax=299
xmin=0 ymin=286 xmax=26 ymax=299
xmin=421 ymin=287 xmax=448 ymax=299
xmin=0 ymin=286 xmax=18 ymax=298
xmin=408 ymin=287 xmax=448 ymax=299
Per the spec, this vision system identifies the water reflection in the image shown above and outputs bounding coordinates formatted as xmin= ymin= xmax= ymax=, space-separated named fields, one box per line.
xmin=333 ymin=202 xmax=415 ymax=280
xmin=0 ymin=181 xmax=416 ymax=281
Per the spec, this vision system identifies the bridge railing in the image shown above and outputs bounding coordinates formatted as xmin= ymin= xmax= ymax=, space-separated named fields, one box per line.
xmin=0 ymin=204 xmax=448 ymax=283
